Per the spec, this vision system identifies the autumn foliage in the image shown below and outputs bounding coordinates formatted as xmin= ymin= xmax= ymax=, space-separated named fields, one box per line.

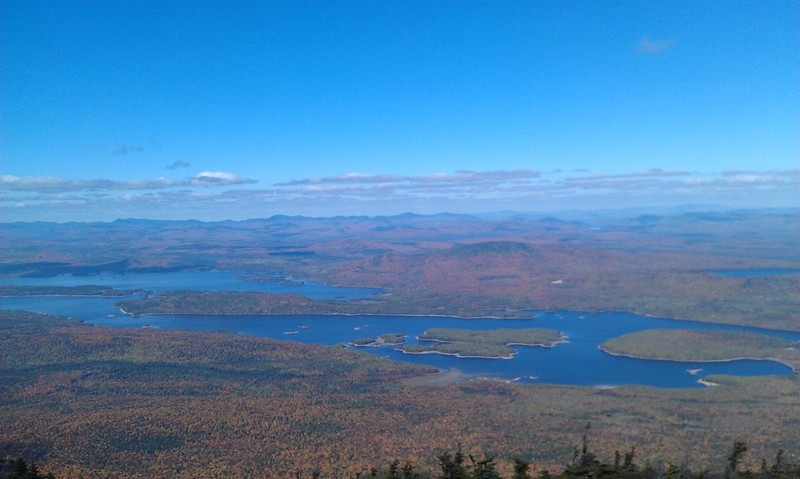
xmin=2 ymin=311 xmax=798 ymax=479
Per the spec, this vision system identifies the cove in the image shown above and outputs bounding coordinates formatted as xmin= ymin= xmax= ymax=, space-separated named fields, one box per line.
xmin=2 ymin=271 xmax=798 ymax=388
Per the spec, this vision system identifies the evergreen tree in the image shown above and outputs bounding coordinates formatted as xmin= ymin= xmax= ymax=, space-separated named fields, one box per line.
xmin=469 ymin=455 xmax=500 ymax=479
xmin=623 ymin=447 xmax=636 ymax=471
xmin=23 ymin=462 xmax=39 ymax=479
xmin=437 ymin=446 xmax=468 ymax=479
xmin=401 ymin=461 xmax=419 ymax=479
xmin=511 ymin=458 xmax=531 ymax=479
xmin=726 ymin=441 xmax=748 ymax=478
xmin=388 ymin=460 xmax=400 ymax=479
xmin=12 ymin=457 xmax=28 ymax=478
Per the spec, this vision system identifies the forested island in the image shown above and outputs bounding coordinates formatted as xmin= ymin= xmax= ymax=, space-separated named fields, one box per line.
xmin=351 ymin=333 xmax=407 ymax=346
xmin=600 ymin=329 xmax=800 ymax=372
xmin=351 ymin=327 xmax=564 ymax=358
xmin=397 ymin=327 xmax=564 ymax=359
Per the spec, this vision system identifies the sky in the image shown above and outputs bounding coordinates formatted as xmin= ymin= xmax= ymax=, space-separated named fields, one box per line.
xmin=2 ymin=0 xmax=798 ymax=222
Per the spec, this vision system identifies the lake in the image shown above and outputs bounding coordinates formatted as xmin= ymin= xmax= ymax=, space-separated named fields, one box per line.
xmin=2 ymin=270 xmax=798 ymax=388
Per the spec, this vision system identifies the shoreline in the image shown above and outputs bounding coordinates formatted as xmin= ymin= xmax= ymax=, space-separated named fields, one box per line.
xmin=508 ymin=337 xmax=569 ymax=348
xmin=1 ymin=292 xmax=140 ymax=299
xmin=395 ymin=347 xmax=516 ymax=360
xmin=697 ymin=378 xmax=720 ymax=387
xmin=105 ymin=299 xmax=800 ymax=333
xmin=599 ymin=345 xmax=798 ymax=374
xmin=112 ymin=304 xmax=535 ymax=320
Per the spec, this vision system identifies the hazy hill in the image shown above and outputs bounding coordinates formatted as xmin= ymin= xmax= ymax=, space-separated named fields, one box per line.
xmin=2 ymin=209 xmax=799 ymax=329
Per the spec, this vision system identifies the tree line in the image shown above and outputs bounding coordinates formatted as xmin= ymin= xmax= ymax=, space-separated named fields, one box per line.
xmin=0 ymin=458 xmax=55 ymax=479
xmin=296 ymin=431 xmax=799 ymax=479
xmin=4 ymin=436 xmax=799 ymax=479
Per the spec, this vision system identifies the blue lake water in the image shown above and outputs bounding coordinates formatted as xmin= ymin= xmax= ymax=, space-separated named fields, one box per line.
xmin=2 ymin=271 xmax=798 ymax=389
xmin=0 ymin=270 xmax=383 ymax=299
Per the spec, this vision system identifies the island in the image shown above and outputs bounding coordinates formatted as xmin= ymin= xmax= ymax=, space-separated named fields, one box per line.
xmin=350 ymin=333 xmax=406 ymax=347
xmin=600 ymin=329 xmax=800 ymax=372
xmin=396 ymin=327 xmax=565 ymax=359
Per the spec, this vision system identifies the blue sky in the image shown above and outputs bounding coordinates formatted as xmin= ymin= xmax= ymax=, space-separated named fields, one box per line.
xmin=2 ymin=1 xmax=798 ymax=221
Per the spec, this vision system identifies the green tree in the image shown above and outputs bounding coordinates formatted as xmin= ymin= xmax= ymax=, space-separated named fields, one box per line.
xmin=623 ymin=447 xmax=636 ymax=471
xmin=388 ymin=460 xmax=400 ymax=479
xmin=511 ymin=458 xmax=531 ymax=479
xmin=469 ymin=455 xmax=500 ymax=479
xmin=726 ymin=441 xmax=748 ymax=478
xmin=23 ymin=462 xmax=39 ymax=479
xmin=401 ymin=461 xmax=419 ymax=479
xmin=12 ymin=457 xmax=28 ymax=478
xmin=437 ymin=447 xmax=468 ymax=479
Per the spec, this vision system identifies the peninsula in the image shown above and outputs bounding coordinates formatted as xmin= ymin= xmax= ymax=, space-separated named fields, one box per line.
xmin=114 ymin=290 xmax=533 ymax=319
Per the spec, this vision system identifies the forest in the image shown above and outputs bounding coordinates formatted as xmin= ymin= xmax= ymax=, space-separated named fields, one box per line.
xmin=2 ymin=310 xmax=798 ymax=479
xmin=3 ymin=432 xmax=800 ymax=478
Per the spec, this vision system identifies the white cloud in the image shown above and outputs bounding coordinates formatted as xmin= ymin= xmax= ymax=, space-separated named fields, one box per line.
xmin=0 ymin=175 xmax=118 ymax=192
xmin=190 ymin=171 xmax=256 ymax=187
xmin=277 ymin=170 xmax=541 ymax=188
xmin=277 ymin=173 xmax=406 ymax=186
xmin=637 ymin=37 xmax=676 ymax=54
xmin=0 ymin=172 xmax=256 ymax=193
xmin=2 ymin=169 xmax=798 ymax=222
